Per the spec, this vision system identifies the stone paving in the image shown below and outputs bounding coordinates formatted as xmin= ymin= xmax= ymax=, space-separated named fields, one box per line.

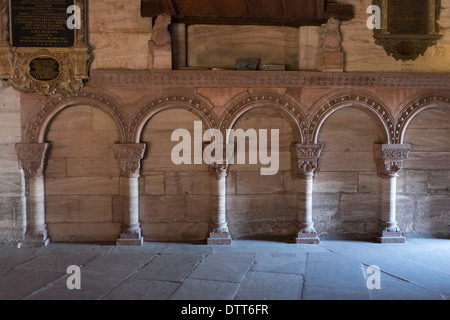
xmin=0 ymin=239 xmax=449 ymax=300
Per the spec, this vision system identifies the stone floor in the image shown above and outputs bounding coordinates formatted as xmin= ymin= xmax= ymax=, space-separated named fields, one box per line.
xmin=0 ymin=238 xmax=449 ymax=300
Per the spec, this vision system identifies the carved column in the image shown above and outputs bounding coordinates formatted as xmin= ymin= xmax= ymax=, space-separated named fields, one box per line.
xmin=16 ymin=143 xmax=50 ymax=247
xmin=374 ymin=144 xmax=411 ymax=243
xmin=114 ymin=143 xmax=146 ymax=246
xmin=207 ymin=162 xmax=232 ymax=245
xmin=292 ymin=143 xmax=323 ymax=244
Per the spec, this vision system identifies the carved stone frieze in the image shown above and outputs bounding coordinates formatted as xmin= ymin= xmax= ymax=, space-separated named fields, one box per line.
xmin=114 ymin=143 xmax=147 ymax=178
xmin=88 ymin=69 xmax=450 ymax=89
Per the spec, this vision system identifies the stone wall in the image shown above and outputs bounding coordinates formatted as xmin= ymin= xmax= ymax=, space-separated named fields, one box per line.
xmin=0 ymin=83 xmax=25 ymax=243
xmin=399 ymin=108 xmax=450 ymax=238
xmin=140 ymin=109 xmax=211 ymax=242
xmin=45 ymin=106 xmax=121 ymax=242
xmin=1 ymin=0 xmax=450 ymax=245
xmin=89 ymin=0 xmax=152 ymax=70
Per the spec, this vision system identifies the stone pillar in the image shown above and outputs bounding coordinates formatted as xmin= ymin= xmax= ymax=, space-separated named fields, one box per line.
xmin=170 ymin=23 xmax=187 ymax=69
xmin=114 ymin=143 xmax=146 ymax=246
xmin=374 ymin=144 xmax=411 ymax=243
xmin=292 ymin=143 xmax=323 ymax=244
xmin=16 ymin=143 xmax=50 ymax=247
xmin=207 ymin=162 xmax=232 ymax=245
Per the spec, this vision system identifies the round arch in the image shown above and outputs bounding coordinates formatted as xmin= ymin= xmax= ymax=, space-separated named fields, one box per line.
xmin=396 ymin=93 xmax=450 ymax=144
xmin=219 ymin=92 xmax=307 ymax=143
xmin=309 ymin=91 xmax=394 ymax=144
xmin=26 ymin=91 xmax=128 ymax=144
xmin=130 ymin=93 xmax=219 ymax=143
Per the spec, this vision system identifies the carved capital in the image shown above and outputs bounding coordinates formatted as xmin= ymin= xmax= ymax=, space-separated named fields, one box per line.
xmin=209 ymin=162 xmax=229 ymax=180
xmin=15 ymin=143 xmax=50 ymax=178
xmin=114 ymin=143 xmax=146 ymax=178
xmin=374 ymin=144 xmax=411 ymax=177
xmin=292 ymin=143 xmax=324 ymax=177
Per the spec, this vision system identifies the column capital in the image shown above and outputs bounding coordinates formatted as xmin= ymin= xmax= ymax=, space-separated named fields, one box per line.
xmin=209 ymin=162 xmax=229 ymax=180
xmin=15 ymin=143 xmax=50 ymax=178
xmin=114 ymin=143 xmax=146 ymax=178
xmin=374 ymin=144 xmax=411 ymax=177
xmin=291 ymin=143 xmax=324 ymax=177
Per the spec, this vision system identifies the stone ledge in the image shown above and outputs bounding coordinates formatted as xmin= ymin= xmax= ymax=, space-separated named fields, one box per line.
xmin=88 ymin=70 xmax=450 ymax=89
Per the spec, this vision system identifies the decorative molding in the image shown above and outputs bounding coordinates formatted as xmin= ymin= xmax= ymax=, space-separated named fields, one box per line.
xmin=220 ymin=92 xmax=307 ymax=143
xmin=374 ymin=144 xmax=411 ymax=177
xmin=88 ymin=69 xmax=450 ymax=89
xmin=25 ymin=90 xmax=129 ymax=144
xmin=114 ymin=143 xmax=147 ymax=178
xmin=395 ymin=93 xmax=450 ymax=144
xmin=309 ymin=92 xmax=394 ymax=144
xmin=291 ymin=143 xmax=324 ymax=177
xmin=130 ymin=94 xmax=218 ymax=142
xmin=15 ymin=143 xmax=50 ymax=178
xmin=374 ymin=34 xmax=441 ymax=61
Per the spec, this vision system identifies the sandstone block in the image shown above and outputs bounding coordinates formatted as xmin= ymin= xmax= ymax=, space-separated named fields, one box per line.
xmin=45 ymin=177 xmax=120 ymax=195
xmin=144 ymin=173 xmax=165 ymax=195
xmin=314 ymin=172 xmax=358 ymax=193
xmin=140 ymin=195 xmax=185 ymax=222
xmin=45 ymin=195 xmax=113 ymax=223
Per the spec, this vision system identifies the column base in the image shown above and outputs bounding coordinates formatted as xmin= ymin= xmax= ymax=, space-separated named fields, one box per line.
xmin=21 ymin=231 xmax=50 ymax=248
xmin=116 ymin=231 xmax=144 ymax=246
xmin=295 ymin=232 xmax=320 ymax=244
xmin=377 ymin=231 xmax=406 ymax=243
xmin=207 ymin=231 xmax=232 ymax=245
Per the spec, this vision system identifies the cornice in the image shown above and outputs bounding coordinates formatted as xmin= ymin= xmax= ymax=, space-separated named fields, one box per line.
xmin=88 ymin=70 xmax=450 ymax=89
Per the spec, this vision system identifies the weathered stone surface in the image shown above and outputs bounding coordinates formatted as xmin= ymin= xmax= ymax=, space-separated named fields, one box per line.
xmin=142 ymin=222 xmax=209 ymax=242
xmin=235 ymin=171 xmax=284 ymax=195
xmin=140 ymin=195 xmax=185 ymax=221
xmin=144 ymin=173 xmax=165 ymax=195
xmin=47 ymin=222 xmax=121 ymax=243
xmin=314 ymin=172 xmax=358 ymax=193
xmin=45 ymin=177 xmax=120 ymax=195
xmin=165 ymin=172 xmax=211 ymax=195
xmin=45 ymin=196 xmax=113 ymax=223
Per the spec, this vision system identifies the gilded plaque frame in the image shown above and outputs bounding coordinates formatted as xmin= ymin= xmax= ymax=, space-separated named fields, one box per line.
xmin=0 ymin=0 xmax=92 ymax=95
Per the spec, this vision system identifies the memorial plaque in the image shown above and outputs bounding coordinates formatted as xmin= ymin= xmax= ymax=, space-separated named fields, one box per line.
xmin=10 ymin=0 xmax=75 ymax=47
xmin=373 ymin=0 xmax=441 ymax=61
xmin=29 ymin=57 xmax=61 ymax=81
xmin=388 ymin=0 xmax=428 ymax=34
